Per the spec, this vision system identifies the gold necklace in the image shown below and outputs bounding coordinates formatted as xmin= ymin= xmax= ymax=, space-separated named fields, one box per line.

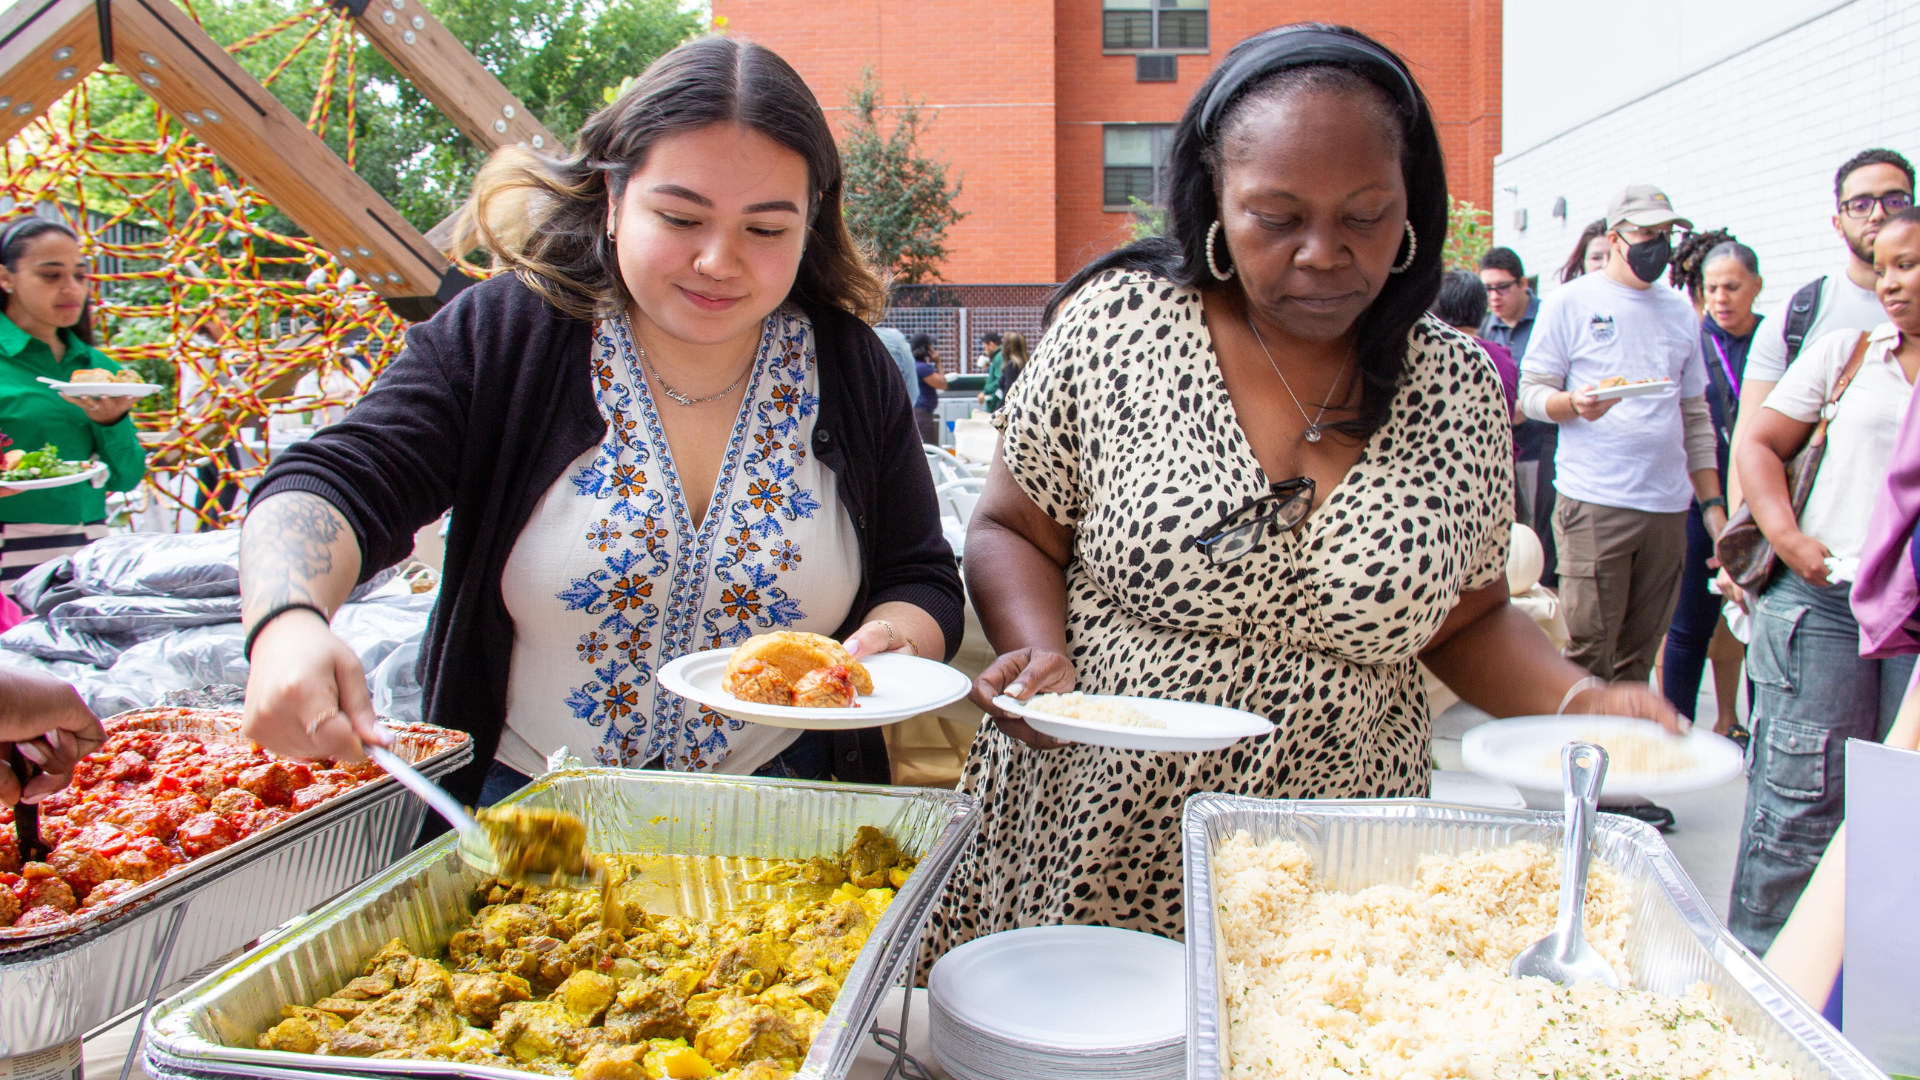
xmin=625 ymin=314 xmax=754 ymax=407
xmin=1246 ymin=315 xmax=1350 ymax=444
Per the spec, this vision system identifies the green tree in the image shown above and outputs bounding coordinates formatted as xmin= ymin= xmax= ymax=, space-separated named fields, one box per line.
xmin=1127 ymin=197 xmax=1168 ymax=241
xmin=1443 ymin=196 xmax=1492 ymax=271
xmin=839 ymin=70 xmax=964 ymax=286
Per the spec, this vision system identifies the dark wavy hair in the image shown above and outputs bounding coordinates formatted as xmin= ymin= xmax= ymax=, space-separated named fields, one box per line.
xmin=1558 ymin=219 xmax=1607 ymax=285
xmin=1044 ymin=24 xmax=1446 ymax=439
xmin=1836 ymin=148 xmax=1915 ymax=202
xmin=1668 ymin=227 xmax=1738 ymax=304
xmin=1 ymin=216 xmax=92 ymax=344
xmin=454 ymin=36 xmax=884 ymax=323
xmin=1432 ymin=269 xmax=1488 ymax=330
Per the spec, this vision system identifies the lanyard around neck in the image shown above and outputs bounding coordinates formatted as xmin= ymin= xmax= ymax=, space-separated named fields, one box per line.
xmin=1708 ymin=332 xmax=1741 ymax=394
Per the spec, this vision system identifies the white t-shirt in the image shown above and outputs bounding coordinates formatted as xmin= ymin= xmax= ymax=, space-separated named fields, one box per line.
xmin=1744 ymin=271 xmax=1884 ymax=384
xmin=497 ymin=310 xmax=860 ymax=777
xmin=1761 ymin=322 xmax=1915 ymax=560
xmin=1519 ymin=273 xmax=1708 ymax=513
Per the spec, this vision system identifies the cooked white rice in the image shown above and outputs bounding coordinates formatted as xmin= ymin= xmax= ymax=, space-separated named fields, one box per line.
xmin=1215 ymin=834 xmax=1790 ymax=1080
xmin=1027 ymin=691 xmax=1165 ymax=728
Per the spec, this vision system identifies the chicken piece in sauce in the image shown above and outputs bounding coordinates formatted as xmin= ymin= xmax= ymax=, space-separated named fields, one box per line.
xmin=720 ymin=658 xmax=792 ymax=706
xmin=790 ymin=666 xmax=856 ymax=709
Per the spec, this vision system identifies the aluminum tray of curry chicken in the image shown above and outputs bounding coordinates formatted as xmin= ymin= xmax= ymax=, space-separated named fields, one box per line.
xmin=0 ymin=707 xmax=470 ymax=1056
xmin=142 ymin=769 xmax=980 ymax=1080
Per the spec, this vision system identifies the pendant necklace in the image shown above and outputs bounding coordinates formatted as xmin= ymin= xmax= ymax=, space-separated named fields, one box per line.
xmin=1246 ymin=314 xmax=1350 ymax=444
xmin=626 ymin=314 xmax=753 ymax=407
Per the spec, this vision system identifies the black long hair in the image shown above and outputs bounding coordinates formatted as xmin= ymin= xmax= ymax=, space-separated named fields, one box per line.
xmin=457 ymin=36 xmax=884 ymax=323
xmin=1045 ymin=24 xmax=1447 ymax=439
xmin=1 ymin=216 xmax=93 ymax=344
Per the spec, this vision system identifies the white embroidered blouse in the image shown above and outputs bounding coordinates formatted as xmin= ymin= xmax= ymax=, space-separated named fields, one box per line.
xmin=497 ymin=308 xmax=860 ymax=775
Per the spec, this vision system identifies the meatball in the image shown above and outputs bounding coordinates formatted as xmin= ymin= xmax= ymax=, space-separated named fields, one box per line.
xmin=102 ymin=750 xmax=152 ymax=783
xmin=177 ymin=813 xmax=240 ymax=857
xmin=14 ymin=904 xmax=71 ymax=928
xmin=48 ymin=847 xmax=113 ymax=899
xmin=290 ymin=783 xmax=340 ymax=813
xmin=0 ymin=830 xmax=17 ymax=875
xmin=21 ymin=872 xmax=77 ymax=913
xmin=237 ymin=762 xmax=302 ymax=807
xmin=81 ymin=878 xmax=139 ymax=907
xmin=106 ymin=803 xmax=177 ymax=842
xmin=209 ymin=788 xmax=264 ymax=816
xmin=0 ymin=886 xmax=18 ymax=926
xmin=111 ymin=842 xmax=172 ymax=884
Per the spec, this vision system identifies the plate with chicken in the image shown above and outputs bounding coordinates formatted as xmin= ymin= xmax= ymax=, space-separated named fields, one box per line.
xmin=656 ymin=631 xmax=973 ymax=728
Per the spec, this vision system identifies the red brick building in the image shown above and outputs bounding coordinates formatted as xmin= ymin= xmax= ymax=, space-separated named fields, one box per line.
xmin=711 ymin=1 xmax=1501 ymax=285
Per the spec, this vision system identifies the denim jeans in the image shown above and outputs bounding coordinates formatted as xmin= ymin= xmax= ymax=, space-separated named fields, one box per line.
xmin=1660 ymin=503 xmax=1721 ymax=721
xmin=1728 ymin=570 xmax=1914 ymax=955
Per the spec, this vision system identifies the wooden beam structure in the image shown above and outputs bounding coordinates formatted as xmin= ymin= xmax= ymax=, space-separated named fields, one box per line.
xmin=0 ymin=0 xmax=475 ymax=318
xmin=330 ymin=0 xmax=561 ymax=258
xmin=0 ymin=0 xmax=104 ymax=146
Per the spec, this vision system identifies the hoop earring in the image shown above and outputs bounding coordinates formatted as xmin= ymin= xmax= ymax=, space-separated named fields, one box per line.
xmin=1205 ymin=220 xmax=1235 ymax=281
xmin=1389 ymin=221 xmax=1418 ymax=274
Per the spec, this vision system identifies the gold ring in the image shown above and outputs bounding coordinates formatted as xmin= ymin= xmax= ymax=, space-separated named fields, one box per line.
xmin=878 ymin=620 xmax=896 ymax=649
xmin=305 ymin=706 xmax=340 ymax=737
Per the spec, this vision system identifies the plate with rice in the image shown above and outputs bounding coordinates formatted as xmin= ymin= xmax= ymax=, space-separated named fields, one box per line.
xmin=1461 ymin=714 xmax=1745 ymax=796
xmin=992 ymin=691 xmax=1273 ymax=751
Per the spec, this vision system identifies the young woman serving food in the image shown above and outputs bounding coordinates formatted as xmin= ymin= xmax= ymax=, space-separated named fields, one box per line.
xmin=0 ymin=217 xmax=148 ymax=595
xmin=236 ymin=38 xmax=962 ymax=803
xmin=928 ymin=23 xmax=1681 ymax=952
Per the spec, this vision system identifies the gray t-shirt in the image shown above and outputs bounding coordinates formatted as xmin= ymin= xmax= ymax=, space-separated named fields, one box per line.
xmin=1743 ymin=271 xmax=1884 ymax=384
xmin=1519 ymin=273 xmax=1707 ymax=513
xmin=874 ymin=326 xmax=917 ymax=398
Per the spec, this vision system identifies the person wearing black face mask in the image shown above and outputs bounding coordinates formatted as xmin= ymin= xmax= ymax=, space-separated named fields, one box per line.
xmin=1517 ymin=185 xmax=1724 ymax=741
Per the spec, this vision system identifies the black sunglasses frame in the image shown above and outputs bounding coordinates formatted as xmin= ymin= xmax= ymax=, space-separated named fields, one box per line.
xmin=1193 ymin=477 xmax=1317 ymax=566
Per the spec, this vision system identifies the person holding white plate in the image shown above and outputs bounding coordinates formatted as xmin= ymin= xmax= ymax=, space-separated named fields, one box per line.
xmin=931 ymin=25 xmax=1684 ymax=956
xmin=0 ymin=216 xmax=147 ymax=597
xmin=233 ymin=39 xmax=961 ymax=806
xmin=1517 ymin=185 xmax=1722 ymax=689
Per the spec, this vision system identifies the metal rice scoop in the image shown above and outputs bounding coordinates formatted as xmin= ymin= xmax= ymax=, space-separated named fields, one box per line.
xmin=1510 ymin=741 xmax=1620 ymax=989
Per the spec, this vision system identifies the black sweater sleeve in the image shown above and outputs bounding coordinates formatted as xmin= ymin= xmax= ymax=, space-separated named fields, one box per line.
xmin=251 ymin=303 xmax=472 ymax=582
xmin=823 ymin=312 xmax=966 ymax=661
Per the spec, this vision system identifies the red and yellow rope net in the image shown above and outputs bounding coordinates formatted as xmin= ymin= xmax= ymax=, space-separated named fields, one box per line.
xmin=0 ymin=4 xmax=412 ymax=531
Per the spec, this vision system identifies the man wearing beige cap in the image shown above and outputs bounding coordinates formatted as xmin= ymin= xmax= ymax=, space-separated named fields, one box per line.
xmin=1518 ymin=185 xmax=1725 ymax=703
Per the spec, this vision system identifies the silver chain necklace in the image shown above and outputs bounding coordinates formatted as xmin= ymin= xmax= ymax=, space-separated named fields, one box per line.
xmin=1246 ymin=315 xmax=1350 ymax=444
xmin=625 ymin=314 xmax=754 ymax=407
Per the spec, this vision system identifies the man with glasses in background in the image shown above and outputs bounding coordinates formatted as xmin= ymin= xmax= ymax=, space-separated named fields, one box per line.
xmin=1518 ymin=186 xmax=1723 ymax=735
xmin=1722 ymin=150 xmax=1914 ymax=601
xmin=1481 ymin=247 xmax=1557 ymax=581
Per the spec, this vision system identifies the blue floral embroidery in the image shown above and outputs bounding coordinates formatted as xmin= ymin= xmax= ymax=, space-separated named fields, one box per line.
xmin=548 ymin=310 xmax=826 ymax=771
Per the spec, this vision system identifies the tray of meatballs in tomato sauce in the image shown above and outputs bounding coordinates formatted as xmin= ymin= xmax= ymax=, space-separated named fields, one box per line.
xmin=0 ymin=706 xmax=470 ymax=1056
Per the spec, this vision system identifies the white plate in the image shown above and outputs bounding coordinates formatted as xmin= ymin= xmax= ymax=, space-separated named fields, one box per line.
xmin=655 ymin=647 xmax=971 ymax=729
xmin=928 ymin=926 xmax=1185 ymax=1050
xmin=38 ymin=376 xmax=163 ymax=397
xmin=0 ymin=460 xmax=107 ymax=490
xmin=1587 ymin=379 xmax=1674 ymax=401
xmin=1461 ymin=715 xmax=1746 ymax=796
xmin=993 ymin=693 xmax=1273 ymax=752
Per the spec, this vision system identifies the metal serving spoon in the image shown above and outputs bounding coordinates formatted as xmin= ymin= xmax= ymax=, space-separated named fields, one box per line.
xmin=366 ymin=745 xmax=604 ymax=888
xmin=1510 ymin=741 xmax=1619 ymax=989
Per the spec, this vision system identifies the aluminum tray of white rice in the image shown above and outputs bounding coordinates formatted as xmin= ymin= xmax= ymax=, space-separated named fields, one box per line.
xmin=1183 ymin=795 xmax=1878 ymax=1080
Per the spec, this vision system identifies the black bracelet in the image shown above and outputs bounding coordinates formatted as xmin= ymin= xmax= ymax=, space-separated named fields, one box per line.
xmin=244 ymin=603 xmax=330 ymax=661
xmin=1700 ymin=496 xmax=1728 ymax=513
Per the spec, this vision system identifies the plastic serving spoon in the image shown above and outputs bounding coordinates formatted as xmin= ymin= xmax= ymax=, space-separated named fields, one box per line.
xmin=365 ymin=745 xmax=604 ymax=888
xmin=1510 ymin=741 xmax=1620 ymax=989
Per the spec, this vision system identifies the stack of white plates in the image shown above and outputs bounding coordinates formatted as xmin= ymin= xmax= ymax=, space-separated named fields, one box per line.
xmin=927 ymin=925 xmax=1185 ymax=1080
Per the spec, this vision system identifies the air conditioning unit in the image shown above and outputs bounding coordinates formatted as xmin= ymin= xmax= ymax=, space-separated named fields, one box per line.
xmin=1136 ymin=54 xmax=1176 ymax=82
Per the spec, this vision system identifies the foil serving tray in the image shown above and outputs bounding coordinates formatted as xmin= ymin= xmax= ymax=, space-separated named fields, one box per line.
xmin=0 ymin=709 xmax=471 ymax=1055
xmin=142 ymin=769 xmax=980 ymax=1080
xmin=1182 ymin=795 xmax=1883 ymax=1080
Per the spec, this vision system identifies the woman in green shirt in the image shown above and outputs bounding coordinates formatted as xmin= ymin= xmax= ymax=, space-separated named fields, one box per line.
xmin=0 ymin=217 xmax=147 ymax=595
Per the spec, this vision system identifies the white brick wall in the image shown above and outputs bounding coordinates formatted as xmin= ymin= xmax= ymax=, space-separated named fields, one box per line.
xmin=1491 ymin=0 xmax=1920 ymax=310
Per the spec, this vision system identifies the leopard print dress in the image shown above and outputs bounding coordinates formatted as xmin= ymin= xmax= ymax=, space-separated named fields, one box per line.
xmin=925 ymin=269 xmax=1514 ymax=957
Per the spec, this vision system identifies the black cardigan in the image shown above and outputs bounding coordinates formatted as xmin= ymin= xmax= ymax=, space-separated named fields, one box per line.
xmin=253 ymin=273 xmax=964 ymax=803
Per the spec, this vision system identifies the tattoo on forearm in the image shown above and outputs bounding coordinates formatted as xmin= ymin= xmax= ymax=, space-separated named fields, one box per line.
xmin=241 ymin=493 xmax=348 ymax=624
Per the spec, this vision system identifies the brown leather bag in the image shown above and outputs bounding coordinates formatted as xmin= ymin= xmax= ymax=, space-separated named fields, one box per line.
xmin=1716 ymin=331 xmax=1871 ymax=594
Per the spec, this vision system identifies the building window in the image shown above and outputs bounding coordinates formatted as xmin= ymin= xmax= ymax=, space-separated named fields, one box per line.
xmin=1103 ymin=0 xmax=1207 ymax=52
xmin=1104 ymin=124 xmax=1174 ymax=210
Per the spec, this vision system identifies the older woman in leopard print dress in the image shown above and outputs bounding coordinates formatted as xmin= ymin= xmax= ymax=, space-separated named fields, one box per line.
xmin=926 ymin=25 xmax=1683 ymax=958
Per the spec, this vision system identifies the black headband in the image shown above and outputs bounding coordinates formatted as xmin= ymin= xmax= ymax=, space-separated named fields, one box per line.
xmin=1198 ymin=27 xmax=1421 ymax=141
